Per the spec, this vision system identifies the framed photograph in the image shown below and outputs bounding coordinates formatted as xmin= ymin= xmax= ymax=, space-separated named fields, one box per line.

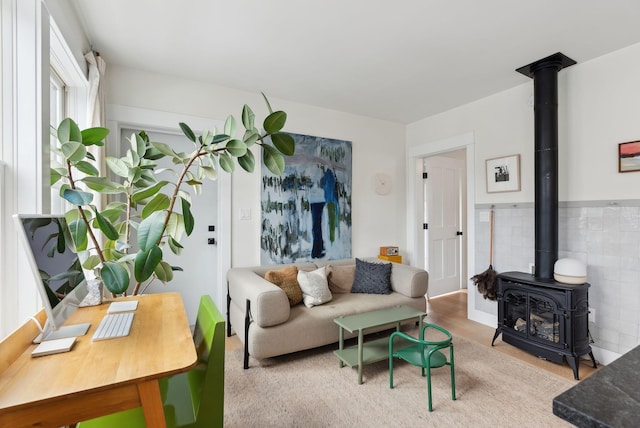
xmin=486 ymin=154 xmax=521 ymax=193
xmin=619 ymin=140 xmax=640 ymax=173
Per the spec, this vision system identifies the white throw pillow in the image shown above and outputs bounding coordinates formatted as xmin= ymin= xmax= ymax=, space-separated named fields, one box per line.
xmin=297 ymin=266 xmax=332 ymax=308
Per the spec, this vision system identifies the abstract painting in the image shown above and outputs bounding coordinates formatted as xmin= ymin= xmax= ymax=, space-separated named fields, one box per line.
xmin=619 ymin=140 xmax=640 ymax=172
xmin=261 ymin=133 xmax=352 ymax=264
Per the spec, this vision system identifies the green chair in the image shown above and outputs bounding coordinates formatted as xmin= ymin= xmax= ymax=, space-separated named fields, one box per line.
xmin=77 ymin=295 xmax=226 ymax=428
xmin=389 ymin=323 xmax=455 ymax=412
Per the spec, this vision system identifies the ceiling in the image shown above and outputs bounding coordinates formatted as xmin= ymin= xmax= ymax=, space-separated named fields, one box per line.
xmin=71 ymin=0 xmax=640 ymax=124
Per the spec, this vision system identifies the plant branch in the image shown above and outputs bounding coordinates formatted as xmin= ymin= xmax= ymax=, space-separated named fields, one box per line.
xmin=132 ymin=146 xmax=208 ymax=295
xmin=66 ymin=160 xmax=105 ymax=264
xmin=124 ymin=194 xmax=133 ymax=254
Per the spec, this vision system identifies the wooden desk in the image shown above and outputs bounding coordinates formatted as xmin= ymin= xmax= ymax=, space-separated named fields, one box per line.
xmin=0 ymin=292 xmax=197 ymax=428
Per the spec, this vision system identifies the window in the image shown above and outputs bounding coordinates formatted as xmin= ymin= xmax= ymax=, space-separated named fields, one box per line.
xmin=0 ymin=7 xmax=89 ymax=338
xmin=50 ymin=67 xmax=67 ymax=214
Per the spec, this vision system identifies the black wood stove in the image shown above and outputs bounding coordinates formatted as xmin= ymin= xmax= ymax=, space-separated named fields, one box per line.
xmin=492 ymin=271 xmax=596 ymax=379
xmin=490 ymin=53 xmax=597 ymax=380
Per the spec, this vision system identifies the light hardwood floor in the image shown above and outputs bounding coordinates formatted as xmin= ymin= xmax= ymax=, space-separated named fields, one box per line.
xmin=225 ymin=289 xmax=600 ymax=381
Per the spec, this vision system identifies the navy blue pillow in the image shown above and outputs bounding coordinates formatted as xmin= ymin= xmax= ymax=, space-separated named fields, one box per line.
xmin=351 ymin=258 xmax=392 ymax=294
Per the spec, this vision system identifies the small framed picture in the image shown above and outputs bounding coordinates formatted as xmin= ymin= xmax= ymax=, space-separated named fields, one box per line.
xmin=618 ymin=140 xmax=640 ymax=173
xmin=486 ymin=154 xmax=521 ymax=193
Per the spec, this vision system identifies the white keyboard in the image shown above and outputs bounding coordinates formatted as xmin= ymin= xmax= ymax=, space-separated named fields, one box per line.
xmin=92 ymin=312 xmax=135 ymax=341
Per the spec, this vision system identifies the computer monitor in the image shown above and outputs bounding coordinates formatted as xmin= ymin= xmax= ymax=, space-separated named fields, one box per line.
xmin=13 ymin=214 xmax=91 ymax=342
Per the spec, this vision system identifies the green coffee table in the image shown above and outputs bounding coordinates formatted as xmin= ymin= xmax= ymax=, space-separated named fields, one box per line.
xmin=333 ymin=305 xmax=425 ymax=384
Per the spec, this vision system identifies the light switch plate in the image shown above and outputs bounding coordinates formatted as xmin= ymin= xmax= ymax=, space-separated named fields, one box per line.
xmin=240 ymin=208 xmax=251 ymax=220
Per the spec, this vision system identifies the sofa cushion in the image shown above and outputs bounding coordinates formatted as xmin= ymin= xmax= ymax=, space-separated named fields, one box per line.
xmin=265 ymin=266 xmax=303 ymax=306
xmin=297 ymin=266 xmax=332 ymax=308
xmin=351 ymin=258 xmax=392 ymax=294
xmin=326 ymin=264 xmax=355 ymax=293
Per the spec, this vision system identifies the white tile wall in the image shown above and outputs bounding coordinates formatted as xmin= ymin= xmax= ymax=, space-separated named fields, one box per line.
xmin=475 ymin=201 xmax=640 ymax=355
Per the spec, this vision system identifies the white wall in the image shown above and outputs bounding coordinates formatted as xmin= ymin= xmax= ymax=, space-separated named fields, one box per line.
xmin=408 ymin=42 xmax=640 ymax=204
xmin=105 ymin=65 xmax=408 ymax=269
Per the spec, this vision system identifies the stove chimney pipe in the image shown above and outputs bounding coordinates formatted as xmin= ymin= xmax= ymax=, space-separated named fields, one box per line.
xmin=516 ymin=53 xmax=576 ymax=280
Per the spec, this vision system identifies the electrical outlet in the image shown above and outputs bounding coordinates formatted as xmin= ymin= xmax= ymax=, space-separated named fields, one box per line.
xmin=529 ymin=263 xmax=535 ymax=275
xmin=588 ymin=307 xmax=595 ymax=323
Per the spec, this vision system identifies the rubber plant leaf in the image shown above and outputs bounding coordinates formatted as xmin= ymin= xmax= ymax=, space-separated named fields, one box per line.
xmin=238 ymin=150 xmax=255 ymax=173
xmin=133 ymin=132 xmax=146 ymax=155
xmin=61 ymin=141 xmax=87 ymax=162
xmin=262 ymin=92 xmax=273 ymax=114
xmin=81 ymin=177 xmax=124 ymax=194
xmin=270 ymin=132 xmax=295 ymax=156
xmin=94 ymin=210 xmax=120 ymax=241
xmin=262 ymin=144 xmax=285 ymax=175
xmin=219 ymin=152 xmax=235 ymax=173
xmin=224 ymin=115 xmax=237 ymax=138
xmin=50 ymin=168 xmax=63 ymax=185
xmin=181 ymin=197 xmax=194 ymax=236
xmin=63 ymin=188 xmax=93 ymax=206
xmin=68 ymin=218 xmax=88 ymax=251
xmin=101 ymin=262 xmax=130 ymax=295
xmin=74 ymin=160 xmax=100 ymax=177
xmin=137 ymin=210 xmax=165 ymax=252
xmin=225 ymin=139 xmax=247 ymax=157
xmin=142 ymin=193 xmax=170 ymax=219
xmin=154 ymin=261 xmax=174 ymax=283
xmin=179 ymin=122 xmax=196 ymax=142
xmin=134 ymin=245 xmax=162 ymax=282
xmin=242 ymin=104 xmax=255 ymax=130
xmin=57 ymin=118 xmax=82 ymax=144
xmin=131 ymin=180 xmax=169 ymax=203
xmin=212 ymin=134 xmax=230 ymax=144
xmin=82 ymin=254 xmax=101 ymax=271
xmin=81 ymin=127 xmax=109 ymax=146
xmin=263 ymin=111 xmax=287 ymax=133
xmin=243 ymin=129 xmax=259 ymax=147
xmin=168 ymin=236 xmax=183 ymax=255
xmin=106 ymin=157 xmax=131 ymax=178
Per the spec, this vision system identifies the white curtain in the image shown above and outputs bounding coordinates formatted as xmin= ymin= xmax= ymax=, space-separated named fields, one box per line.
xmin=85 ymin=51 xmax=106 ymax=128
xmin=84 ymin=51 xmax=107 ymax=212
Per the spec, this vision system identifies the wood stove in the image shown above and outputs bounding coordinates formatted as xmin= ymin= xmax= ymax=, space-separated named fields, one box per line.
xmin=492 ymin=271 xmax=596 ymax=379
xmin=490 ymin=53 xmax=597 ymax=380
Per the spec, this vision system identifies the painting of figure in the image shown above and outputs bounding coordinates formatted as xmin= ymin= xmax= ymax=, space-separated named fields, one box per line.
xmin=261 ymin=133 xmax=352 ymax=264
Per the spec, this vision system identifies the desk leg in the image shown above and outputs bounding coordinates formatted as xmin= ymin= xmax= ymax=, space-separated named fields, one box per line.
xmin=357 ymin=329 xmax=364 ymax=385
xmin=138 ymin=380 xmax=166 ymax=428
xmin=338 ymin=326 xmax=344 ymax=368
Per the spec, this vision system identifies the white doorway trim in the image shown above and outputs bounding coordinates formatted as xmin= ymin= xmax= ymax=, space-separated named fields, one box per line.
xmin=406 ymin=132 xmax=494 ymax=326
xmin=106 ymin=104 xmax=231 ymax=317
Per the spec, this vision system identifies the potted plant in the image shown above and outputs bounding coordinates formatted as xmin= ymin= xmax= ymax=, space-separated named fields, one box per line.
xmin=51 ymin=96 xmax=294 ymax=296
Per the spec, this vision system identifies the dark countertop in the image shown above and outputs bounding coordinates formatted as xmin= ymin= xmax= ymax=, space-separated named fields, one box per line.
xmin=553 ymin=345 xmax=640 ymax=427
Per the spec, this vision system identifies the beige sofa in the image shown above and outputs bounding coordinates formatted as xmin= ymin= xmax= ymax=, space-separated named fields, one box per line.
xmin=226 ymin=258 xmax=428 ymax=368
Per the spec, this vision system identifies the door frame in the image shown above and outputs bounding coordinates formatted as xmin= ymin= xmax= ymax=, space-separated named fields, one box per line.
xmin=406 ymin=132 xmax=495 ymax=326
xmin=106 ymin=104 xmax=231 ymax=318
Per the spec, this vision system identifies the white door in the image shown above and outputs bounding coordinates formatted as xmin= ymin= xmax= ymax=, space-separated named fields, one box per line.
xmin=424 ymin=155 xmax=464 ymax=297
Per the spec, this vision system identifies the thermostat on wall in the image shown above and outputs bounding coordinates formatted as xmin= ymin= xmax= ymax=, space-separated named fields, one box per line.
xmin=379 ymin=246 xmax=399 ymax=256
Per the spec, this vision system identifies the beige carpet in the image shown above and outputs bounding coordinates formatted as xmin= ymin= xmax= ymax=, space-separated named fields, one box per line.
xmin=224 ymin=333 xmax=575 ymax=427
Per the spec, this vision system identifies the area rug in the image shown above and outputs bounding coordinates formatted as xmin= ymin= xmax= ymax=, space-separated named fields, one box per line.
xmin=224 ymin=334 xmax=575 ymax=427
